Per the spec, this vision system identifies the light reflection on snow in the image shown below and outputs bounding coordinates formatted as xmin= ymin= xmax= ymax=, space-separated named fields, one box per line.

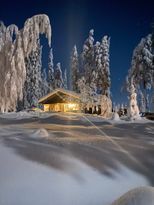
xmin=0 ymin=143 xmax=149 ymax=205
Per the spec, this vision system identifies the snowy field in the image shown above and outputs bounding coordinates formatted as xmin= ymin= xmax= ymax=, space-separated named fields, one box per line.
xmin=0 ymin=112 xmax=154 ymax=205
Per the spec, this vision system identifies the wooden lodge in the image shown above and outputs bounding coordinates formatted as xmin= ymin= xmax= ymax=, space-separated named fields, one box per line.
xmin=39 ymin=88 xmax=81 ymax=112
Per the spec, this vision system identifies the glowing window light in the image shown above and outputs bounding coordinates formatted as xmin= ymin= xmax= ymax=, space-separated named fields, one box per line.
xmin=67 ymin=103 xmax=76 ymax=109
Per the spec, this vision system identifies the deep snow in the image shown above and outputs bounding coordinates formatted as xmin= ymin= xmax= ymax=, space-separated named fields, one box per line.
xmin=0 ymin=143 xmax=150 ymax=205
xmin=0 ymin=112 xmax=154 ymax=205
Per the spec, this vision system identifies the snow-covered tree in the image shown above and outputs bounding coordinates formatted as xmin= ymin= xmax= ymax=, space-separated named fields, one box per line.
xmin=151 ymin=22 xmax=154 ymax=52
xmin=82 ymin=29 xmax=95 ymax=85
xmin=151 ymin=23 xmax=154 ymax=111
xmin=101 ymin=35 xmax=111 ymax=97
xmin=48 ymin=48 xmax=55 ymax=91
xmin=139 ymin=90 xmax=146 ymax=113
xmin=112 ymin=106 xmax=120 ymax=121
xmin=77 ymin=31 xmax=112 ymax=116
xmin=0 ymin=23 xmax=24 ymax=112
xmin=80 ymin=29 xmax=101 ymax=109
xmin=120 ymin=103 xmax=125 ymax=116
xmin=63 ymin=69 xmax=68 ymax=89
xmin=126 ymin=34 xmax=154 ymax=111
xmin=127 ymin=80 xmax=140 ymax=120
xmin=93 ymin=36 xmax=111 ymax=97
xmin=41 ymin=69 xmax=49 ymax=97
xmin=70 ymin=45 xmax=79 ymax=92
xmin=146 ymin=93 xmax=150 ymax=112
xmin=0 ymin=14 xmax=51 ymax=112
xmin=94 ymin=41 xmax=102 ymax=93
xmin=77 ymin=76 xmax=90 ymax=110
xmin=54 ymin=63 xmax=63 ymax=88
xmin=100 ymin=95 xmax=112 ymax=118
xmin=23 ymin=41 xmax=43 ymax=108
xmin=152 ymin=95 xmax=154 ymax=112
xmin=89 ymin=68 xmax=98 ymax=109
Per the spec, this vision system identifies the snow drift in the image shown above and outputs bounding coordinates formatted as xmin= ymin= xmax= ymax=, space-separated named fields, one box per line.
xmin=112 ymin=186 xmax=154 ymax=205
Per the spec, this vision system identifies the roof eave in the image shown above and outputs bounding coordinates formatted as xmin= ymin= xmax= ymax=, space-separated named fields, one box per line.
xmin=38 ymin=89 xmax=80 ymax=104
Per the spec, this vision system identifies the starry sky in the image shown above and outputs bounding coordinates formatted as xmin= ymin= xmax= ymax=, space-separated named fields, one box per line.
xmin=0 ymin=0 xmax=154 ymax=104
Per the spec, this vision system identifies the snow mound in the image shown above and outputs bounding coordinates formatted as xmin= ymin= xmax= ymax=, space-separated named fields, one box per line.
xmin=129 ymin=115 xmax=142 ymax=121
xmin=32 ymin=128 xmax=49 ymax=138
xmin=112 ymin=112 xmax=120 ymax=121
xmin=111 ymin=186 xmax=154 ymax=205
xmin=0 ymin=111 xmax=30 ymax=119
xmin=0 ymin=111 xmax=40 ymax=119
xmin=16 ymin=111 xmax=34 ymax=119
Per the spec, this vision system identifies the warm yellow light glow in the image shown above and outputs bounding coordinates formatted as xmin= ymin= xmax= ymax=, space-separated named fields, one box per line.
xmin=67 ymin=103 xmax=76 ymax=109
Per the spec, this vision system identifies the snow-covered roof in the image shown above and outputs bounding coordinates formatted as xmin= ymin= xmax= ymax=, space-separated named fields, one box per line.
xmin=39 ymin=88 xmax=81 ymax=104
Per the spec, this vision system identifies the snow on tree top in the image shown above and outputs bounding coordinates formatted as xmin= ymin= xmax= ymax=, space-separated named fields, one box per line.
xmin=6 ymin=25 xmax=19 ymax=41
xmin=23 ymin=14 xmax=51 ymax=56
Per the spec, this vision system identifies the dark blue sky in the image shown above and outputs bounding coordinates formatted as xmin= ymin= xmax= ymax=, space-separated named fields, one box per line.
xmin=0 ymin=0 xmax=154 ymax=104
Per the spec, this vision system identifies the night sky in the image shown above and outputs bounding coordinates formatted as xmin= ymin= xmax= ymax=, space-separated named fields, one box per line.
xmin=0 ymin=0 xmax=154 ymax=104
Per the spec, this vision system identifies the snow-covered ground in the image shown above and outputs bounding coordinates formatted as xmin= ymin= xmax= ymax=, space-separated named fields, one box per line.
xmin=0 ymin=112 xmax=154 ymax=205
xmin=0 ymin=142 xmax=150 ymax=205
xmin=1 ymin=111 xmax=153 ymax=124
xmin=112 ymin=186 xmax=154 ymax=205
xmin=0 ymin=111 xmax=54 ymax=119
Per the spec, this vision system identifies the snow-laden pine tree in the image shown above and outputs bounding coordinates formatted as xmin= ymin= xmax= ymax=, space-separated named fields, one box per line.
xmin=70 ymin=45 xmax=79 ymax=92
xmin=146 ymin=93 xmax=150 ymax=112
xmin=77 ymin=76 xmax=90 ymax=110
xmin=0 ymin=14 xmax=51 ymax=112
xmin=120 ymin=104 xmax=125 ymax=116
xmin=152 ymin=92 xmax=154 ymax=112
xmin=128 ymin=80 xmax=140 ymax=120
xmin=82 ymin=29 xmax=95 ymax=85
xmin=0 ymin=23 xmax=24 ymax=112
xmin=139 ymin=90 xmax=146 ymax=113
xmin=41 ymin=69 xmax=49 ymax=97
xmin=94 ymin=36 xmax=111 ymax=97
xmin=90 ymin=46 xmax=99 ymax=109
xmin=54 ymin=63 xmax=63 ymax=88
xmin=112 ymin=106 xmax=120 ymax=121
xmin=81 ymin=29 xmax=101 ymax=110
xmin=94 ymin=41 xmax=102 ymax=93
xmin=23 ymin=40 xmax=43 ymax=108
xmin=126 ymin=34 xmax=154 ymax=111
xmin=101 ymin=36 xmax=111 ymax=97
xmin=63 ymin=69 xmax=68 ymax=89
xmin=93 ymin=36 xmax=112 ymax=118
xmin=151 ymin=23 xmax=154 ymax=111
xmin=48 ymin=48 xmax=55 ymax=91
xmin=78 ymin=32 xmax=112 ymax=116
